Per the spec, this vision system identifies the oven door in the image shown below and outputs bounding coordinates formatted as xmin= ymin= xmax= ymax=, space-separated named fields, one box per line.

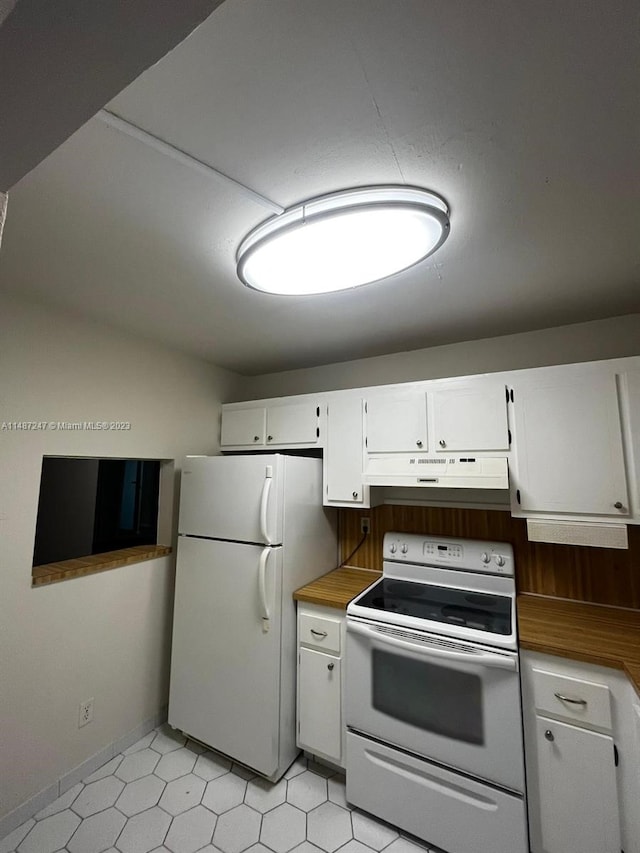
xmin=346 ymin=618 xmax=525 ymax=792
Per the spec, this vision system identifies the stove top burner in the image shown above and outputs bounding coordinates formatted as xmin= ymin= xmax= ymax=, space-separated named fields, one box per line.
xmin=357 ymin=578 xmax=512 ymax=636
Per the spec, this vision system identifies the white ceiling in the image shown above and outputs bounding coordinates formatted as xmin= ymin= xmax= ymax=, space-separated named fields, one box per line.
xmin=0 ymin=0 xmax=223 ymax=190
xmin=1 ymin=0 xmax=639 ymax=374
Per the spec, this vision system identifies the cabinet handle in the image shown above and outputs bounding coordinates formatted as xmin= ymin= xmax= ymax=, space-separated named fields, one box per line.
xmin=310 ymin=629 xmax=328 ymax=638
xmin=416 ymin=440 xmax=423 ymax=448
xmin=327 ymin=662 xmax=335 ymax=671
xmin=253 ymin=435 xmax=260 ymax=442
xmin=439 ymin=439 xmax=446 ymax=448
xmin=554 ymin=692 xmax=587 ymax=706
xmin=614 ymin=501 xmax=623 ymax=510
xmin=352 ymin=491 xmax=358 ymax=499
xmin=267 ymin=435 xmax=273 ymax=441
xmin=544 ymin=729 xmax=554 ymax=742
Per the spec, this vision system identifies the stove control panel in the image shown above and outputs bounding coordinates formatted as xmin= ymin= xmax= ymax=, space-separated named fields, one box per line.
xmin=383 ymin=532 xmax=514 ymax=576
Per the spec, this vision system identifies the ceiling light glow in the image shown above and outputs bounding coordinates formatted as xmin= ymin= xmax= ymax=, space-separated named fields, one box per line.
xmin=236 ymin=186 xmax=450 ymax=295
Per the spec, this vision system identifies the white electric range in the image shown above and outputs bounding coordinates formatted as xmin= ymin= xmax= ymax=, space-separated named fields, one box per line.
xmin=345 ymin=532 xmax=528 ymax=853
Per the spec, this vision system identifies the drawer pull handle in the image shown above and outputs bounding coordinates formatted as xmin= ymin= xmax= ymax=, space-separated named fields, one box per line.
xmin=545 ymin=729 xmax=554 ymax=742
xmin=554 ymin=692 xmax=587 ymax=706
xmin=310 ymin=629 xmax=328 ymax=638
xmin=327 ymin=662 xmax=335 ymax=671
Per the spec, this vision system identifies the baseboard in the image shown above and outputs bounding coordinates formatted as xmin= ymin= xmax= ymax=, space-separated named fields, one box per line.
xmin=0 ymin=706 xmax=168 ymax=842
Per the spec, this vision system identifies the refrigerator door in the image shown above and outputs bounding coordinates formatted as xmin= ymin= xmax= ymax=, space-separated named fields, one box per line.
xmin=179 ymin=455 xmax=284 ymax=544
xmin=169 ymin=536 xmax=284 ymax=778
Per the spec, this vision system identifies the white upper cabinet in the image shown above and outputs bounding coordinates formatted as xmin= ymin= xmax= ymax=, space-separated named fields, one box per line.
xmin=324 ymin=395 xmax=367 ymax=506
xmin=510 ymin=365 xmax=629 ymax=517
xmin=220 ymin=357 xmax=640 ymax=532
xmin=619 ymin=369 xmax=640 ymax=515
xmin=220 ymin=407 xmax=266 ymax=447
xmin=265 ymin=402 xmax=319 ymax=446
xmin=432 ymin=379 xmax=510 ymax=452
xmin=221 ymin=401 xmax=320 ymax=449
xmin=365 ymin=391 xmax=428 ymax=453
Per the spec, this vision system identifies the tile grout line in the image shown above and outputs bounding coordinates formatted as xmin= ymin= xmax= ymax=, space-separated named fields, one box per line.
xmin=2 ymin=726 xmax=434 ymax=853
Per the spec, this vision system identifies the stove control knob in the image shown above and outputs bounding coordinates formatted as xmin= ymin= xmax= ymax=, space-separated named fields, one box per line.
xmin=389 ymin=543 xmax=397 ymax=554
xmin=494 ymin=554 xmax=506 ymax=568
xmin=401 ymin=544 xmax=408 ymax=554
xmin=481 ymin=552 xmax=490 ymax=564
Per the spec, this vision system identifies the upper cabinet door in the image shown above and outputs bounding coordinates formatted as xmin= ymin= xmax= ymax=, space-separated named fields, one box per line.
xmin=511 ymin=368 xmax=629 ymax=516
xmin=432 ymin=380 xmax=509 ymax=451
xmin=324 ymin=395 xmax=365 ymax=505
xmin=221 ymin=401 xmax=320 ymax=448
xmin=366 ymin=392 xmax=428 ymax=453
xmin=221 ymin=407 xmax=266 ymax=447
xmin=266 ymin=402 xmax=319 ymax=445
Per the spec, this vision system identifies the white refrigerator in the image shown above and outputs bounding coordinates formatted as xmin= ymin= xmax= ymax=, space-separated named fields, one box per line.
xmin=168 ymin=454 xmax=337 ymax=781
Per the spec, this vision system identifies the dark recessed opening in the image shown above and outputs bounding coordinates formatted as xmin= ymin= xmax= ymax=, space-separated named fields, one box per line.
xmin=33 ymin=457 xmax=161 ymax=567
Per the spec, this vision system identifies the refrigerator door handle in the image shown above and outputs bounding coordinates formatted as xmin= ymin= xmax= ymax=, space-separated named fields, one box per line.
xmin=260 ymin=466 xmax=273 ymax=544
xmin=258 ymin=546 xmax=271 ymax=631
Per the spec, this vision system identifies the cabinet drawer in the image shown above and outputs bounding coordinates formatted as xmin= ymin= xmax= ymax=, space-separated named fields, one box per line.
xmin=531 ymin=667 xmax=612 ymax=730
xmin=299 ymin=613 xmax=341 ymax=653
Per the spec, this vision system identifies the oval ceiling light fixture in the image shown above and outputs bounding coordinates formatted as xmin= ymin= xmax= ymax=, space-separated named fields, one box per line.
xmin=236 ymin=185 xmax=450 ymax=296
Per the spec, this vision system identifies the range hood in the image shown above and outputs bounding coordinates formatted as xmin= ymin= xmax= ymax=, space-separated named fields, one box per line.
xmin=363 ymin=454 xmax=509 ymax=490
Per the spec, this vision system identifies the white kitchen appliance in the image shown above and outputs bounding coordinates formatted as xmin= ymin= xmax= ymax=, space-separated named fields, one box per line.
xmin=346 ymin=533 xmax=528 ymax=853
xmin=169 ymin=454 xmax=336 ymax=781
xmin=363 ymin=453 xmax=509 ymax=489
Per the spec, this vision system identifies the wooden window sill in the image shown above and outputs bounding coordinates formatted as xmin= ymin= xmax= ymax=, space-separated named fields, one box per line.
xmin=32 ymin=545 xmax=172 ymax=587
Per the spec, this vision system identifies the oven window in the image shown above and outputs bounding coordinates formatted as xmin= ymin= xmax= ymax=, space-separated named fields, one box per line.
xmin=372 ymin=650 xmax=484 ymax=745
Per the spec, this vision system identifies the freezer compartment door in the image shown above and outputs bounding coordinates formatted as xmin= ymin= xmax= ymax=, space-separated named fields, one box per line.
xmin=169 ymin=537 xmax=283 ymax=778
xmin=179 ymin=455 xmax=284 ymax=544
xmin=346 ymin=731 xmax=529 ymax=853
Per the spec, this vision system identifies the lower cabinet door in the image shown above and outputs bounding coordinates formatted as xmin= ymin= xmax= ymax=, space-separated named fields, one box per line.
xmin=534 ymin=717 xmax=621 ymax=853
xmin=298 ymin=648 xmax=341 ymax=763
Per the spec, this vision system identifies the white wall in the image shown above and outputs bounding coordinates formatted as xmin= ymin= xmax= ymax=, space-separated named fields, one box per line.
xmin=0 ymin=293 xmax=240 ymax=820
xmin=235 ymin=314 xmax=640 ymax=399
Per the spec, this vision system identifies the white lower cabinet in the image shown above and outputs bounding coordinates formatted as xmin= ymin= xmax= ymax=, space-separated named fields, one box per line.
xmin=521 ymin=652 xmax=638 ymax=853
xmin=532 ymin=717 xmax=620 ymax=853
xmin=298 ymin=648 xmax=342 ymax=761
xmin=297 ymin=604 xmax=345 ymax=768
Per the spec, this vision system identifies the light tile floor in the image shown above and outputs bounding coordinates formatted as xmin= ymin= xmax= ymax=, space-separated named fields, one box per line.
xmin=1 ymin=726 xmax=438 ymax=853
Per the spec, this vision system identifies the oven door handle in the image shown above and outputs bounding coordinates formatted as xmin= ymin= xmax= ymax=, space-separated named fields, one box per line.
xmin=348 ymin=621 xmax=518 ymax=672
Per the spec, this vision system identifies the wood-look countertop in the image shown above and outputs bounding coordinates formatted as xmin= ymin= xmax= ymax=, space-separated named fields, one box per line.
xmin=293 ymin=569 xmax=640 ymax=693
xmin=293 ymin=566 xmax=381 ymax=610
xmin=517 ymin=594 xmax=640 ymax=692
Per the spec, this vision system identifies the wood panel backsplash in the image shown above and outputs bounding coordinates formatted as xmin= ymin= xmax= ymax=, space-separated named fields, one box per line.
xmin=338 ymin=505 xmax=640 ymax=610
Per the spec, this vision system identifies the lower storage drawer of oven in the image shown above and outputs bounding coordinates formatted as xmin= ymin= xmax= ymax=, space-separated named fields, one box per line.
xmin=346 ymin=731 xmax=529 ymax=853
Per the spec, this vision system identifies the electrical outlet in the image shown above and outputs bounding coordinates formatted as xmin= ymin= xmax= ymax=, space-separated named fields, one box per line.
xmin=360 ymin=516 xmax=370 ymax=533
xmin=78 ymin=698 xmax=94 ymax=728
